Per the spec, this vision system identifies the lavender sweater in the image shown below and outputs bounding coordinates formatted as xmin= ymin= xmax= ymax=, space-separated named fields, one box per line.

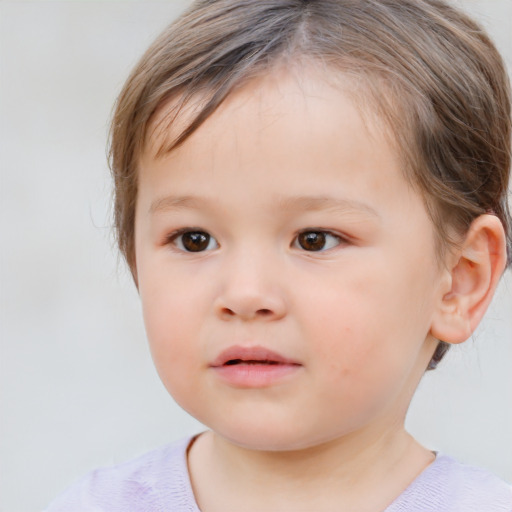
xmin=46 ymin=436 xmax=511 ymax=511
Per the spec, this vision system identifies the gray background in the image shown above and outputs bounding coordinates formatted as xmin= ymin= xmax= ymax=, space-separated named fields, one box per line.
xmin=0 ymin=1 xmax=510 ymax=511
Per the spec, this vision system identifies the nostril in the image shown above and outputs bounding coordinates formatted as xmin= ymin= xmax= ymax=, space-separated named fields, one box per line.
xmin=220 ymin=307 xmax=273 ymax=318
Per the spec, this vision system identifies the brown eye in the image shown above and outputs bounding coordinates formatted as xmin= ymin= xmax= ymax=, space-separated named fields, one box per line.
xmin=295 ymin=231 xmax=341 ymax=251
xmin=297 ymin=231 xmax=326 ymax=251
xmin=173 ymin=231 xmax=218 ymax=252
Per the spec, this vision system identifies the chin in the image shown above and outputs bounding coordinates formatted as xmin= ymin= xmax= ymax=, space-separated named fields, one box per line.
xmin=208 ymin=418 xmax=335 ymax=452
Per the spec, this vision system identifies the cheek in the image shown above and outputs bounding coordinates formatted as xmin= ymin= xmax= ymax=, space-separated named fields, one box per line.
xmin=138 ymin=268 xmax=203 ymax=380
xmin=141 ymin=290 xmax=208 ymax=417
xmin=297 ymin=260 xmax=427 ymax=381
xmin=296 ymin=265 xmax=386 ymax=350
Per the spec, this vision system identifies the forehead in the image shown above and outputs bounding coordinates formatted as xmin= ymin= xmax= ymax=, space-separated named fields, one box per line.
xmin=141 ymin=67 xmax=387 ymax=185
xmin=143 ymin=63 xmax=398 ymax=164
xmin=137 ymin=67 xmax=429 ymax=233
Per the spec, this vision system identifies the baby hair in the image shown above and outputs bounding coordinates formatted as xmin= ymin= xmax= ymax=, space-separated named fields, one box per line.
xmin=109 ymin=0 xmax=511 ymax=369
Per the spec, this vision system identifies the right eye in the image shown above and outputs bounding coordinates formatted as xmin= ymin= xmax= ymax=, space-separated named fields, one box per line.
xmin=168 ymin=230 xmax=219 ymax=252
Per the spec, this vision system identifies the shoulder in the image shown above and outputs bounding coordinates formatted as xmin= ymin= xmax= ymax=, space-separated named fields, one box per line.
xmin=44 ymin=436 xmax=199 ymax=512
xmin=387 ymin=454 xmax=512 ymax=512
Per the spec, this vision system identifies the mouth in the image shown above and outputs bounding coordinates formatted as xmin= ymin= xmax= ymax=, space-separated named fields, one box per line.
xmin=210 ymin=345 xmax=302 ymax=388
xmin=224 ymin=359 xmax=284 ymax=366
xmin=210 ymin=345 xmax=301 ymax=368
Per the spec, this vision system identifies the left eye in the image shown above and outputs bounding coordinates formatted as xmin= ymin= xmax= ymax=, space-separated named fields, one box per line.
xmin=170 ymin=230 xmax=219 ymax=252
xmin=293 ymin=231 xmax=342 ymax=252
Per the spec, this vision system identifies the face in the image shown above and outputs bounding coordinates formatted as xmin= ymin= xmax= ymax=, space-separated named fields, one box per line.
xmin=135 ymin=68 xmax=445 ymax=451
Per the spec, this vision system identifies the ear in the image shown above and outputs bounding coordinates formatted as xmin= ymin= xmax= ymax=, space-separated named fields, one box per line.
xmin=430 ymin=214 xmax=507 ymax=344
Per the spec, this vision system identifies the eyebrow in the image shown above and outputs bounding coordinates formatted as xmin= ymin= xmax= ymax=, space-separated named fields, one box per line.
xmin=149 ymin=194 xmax=380 ymax=218
xmin=274 ymin=195 xmax=380 ymax=218
xmin=149 ymin=195 xmax=206 ymax=214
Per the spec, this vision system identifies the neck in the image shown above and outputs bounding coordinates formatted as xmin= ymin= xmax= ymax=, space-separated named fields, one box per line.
xmin=188 ymin=425 xmax=434 ymax=512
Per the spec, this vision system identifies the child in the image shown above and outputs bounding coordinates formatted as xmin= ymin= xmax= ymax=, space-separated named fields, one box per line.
xmin=46 ymin=0 xmax=511 ymax=510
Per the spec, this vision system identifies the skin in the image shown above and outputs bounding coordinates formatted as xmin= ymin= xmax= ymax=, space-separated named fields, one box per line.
xmin=134 ymin=67 xmax=506 ymax=511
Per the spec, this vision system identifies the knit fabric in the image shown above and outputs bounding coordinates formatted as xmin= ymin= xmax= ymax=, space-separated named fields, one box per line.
xmin=45 ymin=436 xmax=511 ymax=511
xmin=45 ymin=438 xmax=199 ymax=512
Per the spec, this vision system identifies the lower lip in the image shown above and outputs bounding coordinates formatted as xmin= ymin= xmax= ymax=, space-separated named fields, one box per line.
xmin=211 ymin=363 xmax=301 ymax=388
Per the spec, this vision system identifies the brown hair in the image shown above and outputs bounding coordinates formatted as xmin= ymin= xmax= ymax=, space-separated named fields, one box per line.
xmin=109 ymin=0 xmax=511 ymax=369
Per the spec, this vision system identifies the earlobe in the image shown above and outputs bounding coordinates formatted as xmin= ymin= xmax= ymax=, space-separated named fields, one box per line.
xmin=430 ymin=214 xmax=506 ymax=345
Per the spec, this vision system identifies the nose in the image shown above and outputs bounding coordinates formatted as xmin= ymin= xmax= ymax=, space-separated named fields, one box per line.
xmin=213 ymin=252 xmax=287 ymax=322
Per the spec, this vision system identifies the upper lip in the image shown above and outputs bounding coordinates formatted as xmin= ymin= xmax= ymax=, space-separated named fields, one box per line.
xmin=210 ymin=345 xmax=301 ymax=367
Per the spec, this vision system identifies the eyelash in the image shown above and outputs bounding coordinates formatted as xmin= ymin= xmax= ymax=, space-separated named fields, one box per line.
xmin=293 ymin=230 xmax=345 ymax=252
xmin=166 ymin=228 xmax=218 ymax=253
xmin=166 ymin=228 xmax=348 ymax=253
